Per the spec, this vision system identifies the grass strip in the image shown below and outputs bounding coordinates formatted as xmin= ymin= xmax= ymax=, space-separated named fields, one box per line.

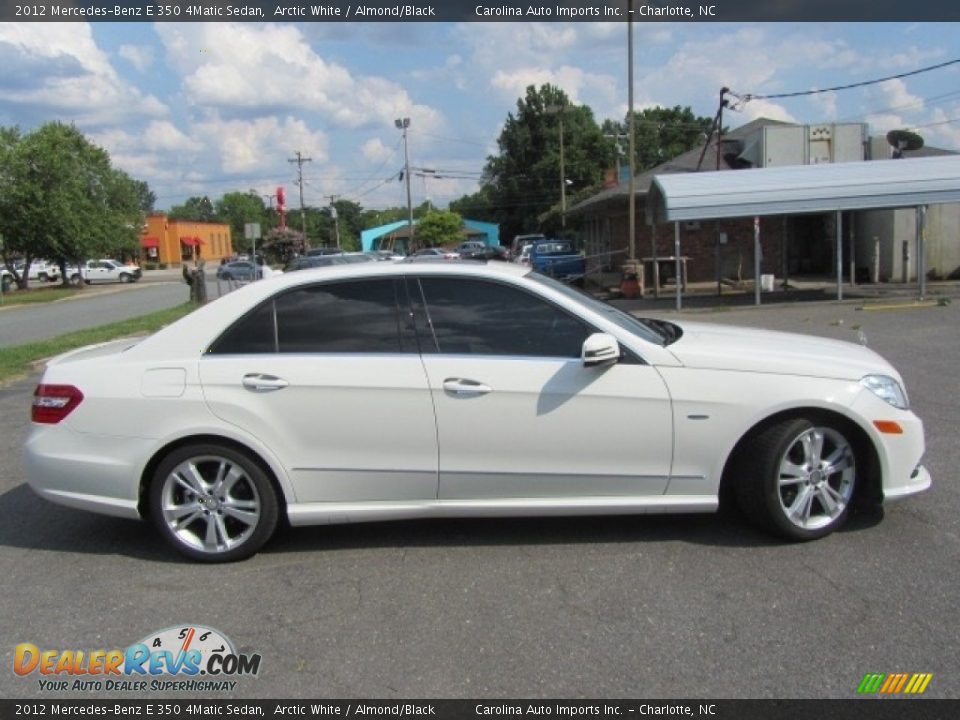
xmin=0 ymin=303 xmax=195 ymax=384
xmin=0 ymin=286 xmax=84 ymax=306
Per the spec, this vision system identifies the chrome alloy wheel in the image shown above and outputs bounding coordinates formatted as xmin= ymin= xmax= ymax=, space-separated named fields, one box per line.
xmin=776 ymin=426 xmax=856 ymax=531
xmin=160 ymin=455 xmax=262 ymax=554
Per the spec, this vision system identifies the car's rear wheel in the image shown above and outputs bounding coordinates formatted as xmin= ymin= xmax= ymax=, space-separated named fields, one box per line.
xmin=149 ymin=444 xmax=279 ymax=562
xmin=735 ymin=417 xmax=857 ymax=541
xmin=69 ymin=273 xmax=81 ymax=286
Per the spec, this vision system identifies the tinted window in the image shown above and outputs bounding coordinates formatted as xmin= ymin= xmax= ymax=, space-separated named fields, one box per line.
xmin=416 ymin=277 xmax=590 ymax=358
xmin=208 ymin=301 xmax=277 ymax=354
xmin=276 ymin=279 xmax=411 ymax=353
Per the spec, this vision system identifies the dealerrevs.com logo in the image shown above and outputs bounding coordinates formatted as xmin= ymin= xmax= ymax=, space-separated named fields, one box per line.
xmin=14 ymin=625 xmax=261 ymax=693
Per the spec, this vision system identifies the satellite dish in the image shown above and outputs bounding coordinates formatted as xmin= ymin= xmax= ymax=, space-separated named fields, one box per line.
xmin=886 ymin=129 xmax=924 ymax=159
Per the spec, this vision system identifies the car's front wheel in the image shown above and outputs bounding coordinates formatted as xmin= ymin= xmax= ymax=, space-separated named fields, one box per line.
xmin=119 ymin=273 xmax=132 ymax=283
xmin=149 ymin=444 xmax=279 ymax=562
xmin=735 ymin=417 xmax=857 ymax=541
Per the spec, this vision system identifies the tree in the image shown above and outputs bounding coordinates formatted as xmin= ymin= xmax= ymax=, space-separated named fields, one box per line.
xmin=216 ymin=192 xmax=268 ymax=254
xmin=601 ymin=106 xmax=716 ymax=173
xmin=415 ymin=210 xmax=464 ymax=247
xmin=0 ymin=122 xmax=147 ymax=288
xmin=168 ymin=196 xmax=217 ymax=222
xmin=261 ymin=227 xmax=305 ymax=266
xmin=479 ymin=84 xmax=614 ymax=242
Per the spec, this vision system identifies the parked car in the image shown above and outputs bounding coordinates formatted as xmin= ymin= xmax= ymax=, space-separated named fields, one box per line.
xmin=460 ymin=245 xmax=510 ymax=262
xmin=217 ymin=260 xmax=262 ymax=281
xmin=514 ymin=243 xmax=533 ymax=266
xmin=528 ymin=239 xmax=586 ymax=283
xmin=83 ymin=259 xmax=141 ymax=284
xmin=24 ymin=261 xmax=930 ymax=562
xmin=14 ymin=259 xmax=60 ymax=283
xmin=412 ymin=247 xmax=459 ymax=259
xmin=305 ymin=247 xmax=345 ymax=258
xmin=455 ymin=241 xmax=487 ymax=255
xmin=511 ymin=233 xmax=546 ymax=260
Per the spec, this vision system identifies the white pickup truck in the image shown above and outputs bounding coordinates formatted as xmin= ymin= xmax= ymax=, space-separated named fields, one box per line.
xmin=82 ymin=259 xmax=142 ymax=284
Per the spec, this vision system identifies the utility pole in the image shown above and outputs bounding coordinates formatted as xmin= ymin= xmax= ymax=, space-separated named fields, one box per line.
xmin=395 ymin=118 xmax=414 ymax=249
xmin=288 ymin=151 xmax=312 ymax=246
xmin=546 ymin=103 xmax=568 ymax=230
xmin=326 ymin=194 xmax=341 ymax=249
xmin=627 ymin=2 xmax=636 ymax=263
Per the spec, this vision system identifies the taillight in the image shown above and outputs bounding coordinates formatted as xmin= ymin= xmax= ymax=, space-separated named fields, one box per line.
xmin=32 ymin=384 xmax=84 ymax=424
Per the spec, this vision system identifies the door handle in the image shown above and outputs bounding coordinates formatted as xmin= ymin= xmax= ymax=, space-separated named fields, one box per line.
xmin=442 ymin=378 xmax=492 ymax=397
xmin=242 ymin=373 xmax=289 ymax=392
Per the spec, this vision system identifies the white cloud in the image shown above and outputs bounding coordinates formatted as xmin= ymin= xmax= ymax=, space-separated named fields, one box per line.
xmin=155 ymin=23 xmax=445 ymax=135
xmin=0 ymin=23 xmax=167 ymax=125
xmin=192 ymin=115 xmax=329 ymax=175
xmin=117 ymin=45 xmax=153 ymax=72
xmin=361 ymin=138 xmax=395 ymax=165
xmin=808 ymin=91 xmax=838 ymax=121
xmin=875 ymin=78 xmax=925 ymax=115
xmin=926 ymin=106 xmax=960 ymax=150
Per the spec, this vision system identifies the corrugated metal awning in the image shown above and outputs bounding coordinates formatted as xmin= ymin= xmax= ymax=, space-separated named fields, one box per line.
xmin=647 ymin=155 xmax=960 ymax=223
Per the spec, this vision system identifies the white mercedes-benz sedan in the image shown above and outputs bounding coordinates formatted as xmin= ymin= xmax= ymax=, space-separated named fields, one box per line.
xmin=24 ymin=261 xmax=931 ymax=562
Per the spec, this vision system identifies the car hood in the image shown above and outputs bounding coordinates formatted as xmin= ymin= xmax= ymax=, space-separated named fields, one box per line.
xmin=664 ymin=321 xmax=898 ymax=381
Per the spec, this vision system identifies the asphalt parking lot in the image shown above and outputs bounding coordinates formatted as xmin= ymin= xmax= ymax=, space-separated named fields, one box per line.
xmin=1 ymin=298 xmax=957 ymax=700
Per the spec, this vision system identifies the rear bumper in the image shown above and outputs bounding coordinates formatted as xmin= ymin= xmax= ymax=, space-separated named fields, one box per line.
xmin=23 ymin=424 xmax=147 ymax=520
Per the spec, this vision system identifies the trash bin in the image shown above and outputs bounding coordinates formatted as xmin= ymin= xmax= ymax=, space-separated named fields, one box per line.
xmin=620 ymin=261 xmax=643 ymax=299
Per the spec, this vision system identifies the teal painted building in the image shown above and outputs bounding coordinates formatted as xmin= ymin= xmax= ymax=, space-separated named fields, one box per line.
xmin=361 ymin=219 xmax=500 ymax=254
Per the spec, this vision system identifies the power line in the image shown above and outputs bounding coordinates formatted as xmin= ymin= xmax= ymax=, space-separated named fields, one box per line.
xmin=732 ymin=58 xmax=960 ymax=103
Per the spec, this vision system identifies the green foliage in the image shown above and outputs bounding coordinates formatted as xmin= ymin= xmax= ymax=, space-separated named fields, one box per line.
xmin=215 ymin=192 xmax=267 ymax=252
xmin=415 ymin=210 xmax=464 ymax=247
xmin=168 ymin=196 xmax=217 ymax=222
xmin=477 ymin=84 xmax=614 ymax=242
xmin=0 ymin=122 xmax=149 ymax=289
xmin=602 ymin=106 xmax=716 ymax=172
xmin=261 ymin=227 xmax=306 ymax=265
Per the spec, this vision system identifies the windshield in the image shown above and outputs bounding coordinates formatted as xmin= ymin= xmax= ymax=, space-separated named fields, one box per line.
xmin=528 ymin=273 xmax=673 ymax=346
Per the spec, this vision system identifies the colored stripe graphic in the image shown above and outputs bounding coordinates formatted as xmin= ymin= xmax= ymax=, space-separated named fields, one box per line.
xmin=857 ymin=672 xmax=932 ymax=694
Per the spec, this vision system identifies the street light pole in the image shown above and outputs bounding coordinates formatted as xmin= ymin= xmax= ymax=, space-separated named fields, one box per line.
xmin=395 ymin=118 xmax=414 ymax=248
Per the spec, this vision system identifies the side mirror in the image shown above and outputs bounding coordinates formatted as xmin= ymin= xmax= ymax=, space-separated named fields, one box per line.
xmin=581 ymin=333 xmax=620 ymax=368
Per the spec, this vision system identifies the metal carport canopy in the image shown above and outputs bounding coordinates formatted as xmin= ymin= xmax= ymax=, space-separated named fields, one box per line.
xmin=648 ymin=155 xmax=960 ymax=223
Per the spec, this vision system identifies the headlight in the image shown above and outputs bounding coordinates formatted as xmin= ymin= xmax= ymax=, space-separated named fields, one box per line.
xmin=861 ymin=374 xmax=909 ymax=410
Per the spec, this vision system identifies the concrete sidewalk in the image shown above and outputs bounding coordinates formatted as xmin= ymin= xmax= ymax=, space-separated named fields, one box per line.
xmin=590 ymin=273 xmax=960 ymax=313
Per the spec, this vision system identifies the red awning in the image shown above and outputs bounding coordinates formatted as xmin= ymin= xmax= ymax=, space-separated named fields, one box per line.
xmin=180 ymin=236 xmax=204 ymax=247
xmin=141 ymin=236 xmax=160 ymax=248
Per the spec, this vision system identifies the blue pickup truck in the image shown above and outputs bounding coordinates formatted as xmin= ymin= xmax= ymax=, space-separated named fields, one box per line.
xmin=527 ymin=239 xmax=586 ymax=284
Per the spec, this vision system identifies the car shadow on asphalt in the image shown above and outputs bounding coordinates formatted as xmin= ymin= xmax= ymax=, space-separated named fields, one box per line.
xmin=0 ymin=483 xmax=885 ymax=563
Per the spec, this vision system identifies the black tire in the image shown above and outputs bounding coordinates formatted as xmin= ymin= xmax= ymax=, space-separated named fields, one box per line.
xmin=149 ymin=443 xmax=279 ymax=562
xmin=119 ymin=273 xmax=132 ymax=283
xmin=83 ymin=279 xmax=91 ymax=285
xmin=733 ymin=417 xmax=857 ymax=541
xmin=69 ymin=274 xmax=82 ymax=286
xmin=38 ymin=272 xmax=48 ymax=283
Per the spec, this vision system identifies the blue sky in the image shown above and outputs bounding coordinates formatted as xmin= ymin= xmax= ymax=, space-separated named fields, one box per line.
xmin=1 ymin=21 xmax=958 ymax=212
